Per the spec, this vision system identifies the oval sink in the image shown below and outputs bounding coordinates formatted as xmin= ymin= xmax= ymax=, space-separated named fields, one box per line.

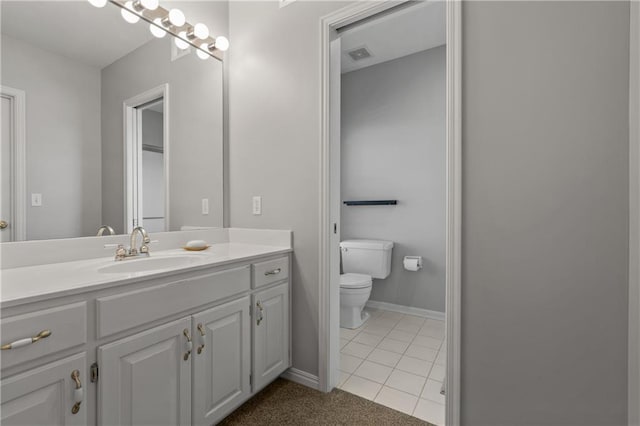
xmin=98 ymin=255 xmax=203 ymax=274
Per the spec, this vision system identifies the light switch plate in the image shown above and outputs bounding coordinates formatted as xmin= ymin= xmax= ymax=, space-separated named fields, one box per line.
xmin=201 ymin=198 xmax=209 ymax=215
xmin=31 ymin=193 xmax=42 ymax=207
xmin=252 ymin=196 xmax=262 ymax=215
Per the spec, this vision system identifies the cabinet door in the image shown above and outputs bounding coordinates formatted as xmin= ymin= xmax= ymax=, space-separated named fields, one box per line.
xmin=98 ymin=317 xmax=191 ymax=426
xmin=192 ymin=296 xmax=250 ymax=425
xmin=252 ymin=282 xmax=290 ymax=392
xmin=1 ymin=353 xmax=87 ymax=426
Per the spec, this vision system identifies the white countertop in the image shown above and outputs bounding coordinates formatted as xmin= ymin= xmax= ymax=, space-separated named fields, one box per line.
xmin=1 ymin=243 xmax=291 ymax=309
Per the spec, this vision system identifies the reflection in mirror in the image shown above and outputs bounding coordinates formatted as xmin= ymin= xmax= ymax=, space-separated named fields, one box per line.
xmin=0 ymin=1 xmax=225 ymax=241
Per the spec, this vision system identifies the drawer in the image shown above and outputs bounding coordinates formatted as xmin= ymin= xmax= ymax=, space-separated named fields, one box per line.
xmin=97 ymin=265 xmax=250 ymax=338
xmin=1 ymin=302 xmax=87 ymax=370
xmin=253 ymin=256 xmax=289 ymax=289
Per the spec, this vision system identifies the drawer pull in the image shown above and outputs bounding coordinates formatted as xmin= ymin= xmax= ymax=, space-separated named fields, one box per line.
xmin=264 ymin=268 xmax=281 ymax=276
xmin=256 ymin=301 xmax=264 ymax=326
xmin=71 ymin=370 xmax=83 ymax=414
xmin=197 ymin=323 xmax=206 ymax=354
xmin=183 ymin=329 xmax=192 ymax=361
xmin=1 ymin=329 xmax=52 ymax=350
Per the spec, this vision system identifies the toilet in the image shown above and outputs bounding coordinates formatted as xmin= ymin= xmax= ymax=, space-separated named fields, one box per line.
xmin=340 ymin=239 xmax=394 ymax=329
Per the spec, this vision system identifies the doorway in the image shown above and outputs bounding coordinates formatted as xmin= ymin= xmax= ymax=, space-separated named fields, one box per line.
xmin=124 ymin=84 xmax=169 ymax=233
xmin=319 ymin=1 xmax=461 ymax=424
xmin=0 ymin=85 xmax=26 ymax=242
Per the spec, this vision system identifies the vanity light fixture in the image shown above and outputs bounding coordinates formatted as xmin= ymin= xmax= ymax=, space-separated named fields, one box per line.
xmin=121 ymin=1 xmax=140 ymax=24
xmin=89 ymin=0 xmax=228 ymax=59
xmin=88 ymin=0 xmax=108 ymax=7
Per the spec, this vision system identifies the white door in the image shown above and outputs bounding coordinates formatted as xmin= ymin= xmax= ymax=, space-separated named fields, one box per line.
xmin=1 ymin=353 xmax=87 ymax=425
xmin=252 ymin=283 xmax=289 ymax=392
xmin=191 ymin=296 xmax=250 ymax=425
xmin=98 ymin=318 xmax=191 ymax=426
xmin=328 ymin=36 xmax=342 ymax=390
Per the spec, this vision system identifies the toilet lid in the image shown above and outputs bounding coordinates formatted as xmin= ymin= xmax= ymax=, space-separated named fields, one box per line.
xmin=340 ymin=273 xmax=372 ymax=289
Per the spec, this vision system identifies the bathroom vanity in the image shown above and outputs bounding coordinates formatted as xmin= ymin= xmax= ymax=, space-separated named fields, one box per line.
xmin=0 ymin=229 xmax=292 ymax=425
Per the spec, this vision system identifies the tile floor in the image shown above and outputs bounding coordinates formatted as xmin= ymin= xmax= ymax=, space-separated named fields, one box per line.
xmin=338 ymin=307 xmax=446 ymax=425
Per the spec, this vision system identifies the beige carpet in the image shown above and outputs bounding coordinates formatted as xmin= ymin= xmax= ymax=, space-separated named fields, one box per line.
xmin=219 ymin=378 xmax=431 ymax=425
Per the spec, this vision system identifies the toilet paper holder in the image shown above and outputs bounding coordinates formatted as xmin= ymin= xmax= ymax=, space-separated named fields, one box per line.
xmin=403 ymin=256 xmax=423 ymax=271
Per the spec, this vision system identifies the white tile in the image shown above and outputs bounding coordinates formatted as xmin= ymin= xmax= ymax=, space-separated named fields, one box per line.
xmin=412 ymin=335 xmax=443 ymax=350
xmin=418 ymin=326 xmax=445 ymax=339
xmin=368 ymin=317 xmax=401 ymax=328
xmin=374 ymin=386 xmax=418 ymax=415
xmin=342 ymin=341 xmax=375 ymax=359
xmin=340 ymin=353 xmax=364 ymax=374
xmin=340 ymin=328 xmax=360 ymax=340
xmin=365 ymin=308 xmax=383 ymax=318
xmin=341 ymin=375 xmax=382 ymax=401
xmin=421 ymin=379 xmax=445 ymax=404
xmin=425 ymin=319 xmax=445 ymax=328
xmin=405 ymin=344 xmax=438 ymax=362
xmin=353 ymin=332 xmax=384 ymax=347
xmin=377 ymin=338 xmax=410 ymax=354
xmin=385 ymin=369 xmax=426 ymax=396
xmin=396 ymin=355 xmax=433 ymax=377
xmin=337 ymin=371 xmax=351 ymax=388
xmin=401 ymin=314 xmax=427 ymax=326
xmin=366 ymin=348 xmax=402 ymax=367
xmin=413 ymin=398 xmax=445 ymax=425
xmin=387 ymin=329 xmax=416 ymax=343
xmin=340 ymin=338 xmax=350 ymax=349
xmin=394 ymin=322 xmax=421 ymax=334
xmin=429 ymin=364 xmax=445 ymax=382
xmin=435 ymin=350 xmax=446 ymax=366
xmin=353 ymin=360 xmax=393 ymax=384
xmin=363 ymin=323 xmax=393 ymax=337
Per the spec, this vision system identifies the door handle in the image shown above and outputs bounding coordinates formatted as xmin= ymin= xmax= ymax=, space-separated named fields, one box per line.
xmin=0 ymin=220 xmax=8 ymax=229
xmin=196 ymin=323 xmax=206 ymax=354
xmin=183 ymin=329 xmax=192 ymax=361
xmin=71 ymin=370 xmax=83 ymax=414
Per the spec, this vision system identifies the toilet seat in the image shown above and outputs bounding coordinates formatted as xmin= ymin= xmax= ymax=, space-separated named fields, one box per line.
xmin=340 ymin=273 xmax=372 ymax=289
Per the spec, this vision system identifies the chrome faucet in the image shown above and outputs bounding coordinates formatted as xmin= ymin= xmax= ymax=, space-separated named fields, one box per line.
xmin=129 ymin=226 xmax=151 ymax=257
xmin=96 ymin=225 xmax=115 ymax=236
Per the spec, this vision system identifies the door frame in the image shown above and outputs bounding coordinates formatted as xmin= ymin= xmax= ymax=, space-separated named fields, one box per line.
xmin=318 ymin=1 xmax=462 ymax=424
xmin=629 ymin=2 xmax=639 ymax=424
xmin=0 ymin=85 xmax=26 ymax=241
xmin=123 ymin=84 xmax=169 ymax=233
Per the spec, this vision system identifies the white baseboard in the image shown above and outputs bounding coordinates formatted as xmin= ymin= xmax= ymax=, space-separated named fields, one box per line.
xmin=280 ymin=368 xmax=320 ymax=390
xmin=366 ymin=300 xmax=445 ymax=321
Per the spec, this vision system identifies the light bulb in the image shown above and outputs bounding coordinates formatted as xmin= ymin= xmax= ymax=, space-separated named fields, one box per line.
xmin=168 ymin=8 xmax=185 ymax=27
xmin=121 ymin=1 xmax=140 ymax=24
xmin=214 ymin=36 xmax=229 ymax=52
xmin=175 ymin=32 xmax=190 ymax=50
xmin=139 ymin=0 xmax=158 ymax=10
xmin=87 ymin=0 xmax=107 ymax=7
xmin=197 ymin=43 xmax=211 ymax=60
xmin=193 ymin=23 xmax=209 ymax=40
xmin=149 ymin=18 xmax=166 ymax=38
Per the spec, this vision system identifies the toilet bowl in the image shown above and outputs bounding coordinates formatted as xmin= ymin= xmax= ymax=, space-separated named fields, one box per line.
xmin=340 ymin=273 xmax=372 ymax=329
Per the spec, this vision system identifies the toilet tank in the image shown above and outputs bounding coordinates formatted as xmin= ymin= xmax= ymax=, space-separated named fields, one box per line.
xmin=340 ymin=240 xmax=394 ymax=279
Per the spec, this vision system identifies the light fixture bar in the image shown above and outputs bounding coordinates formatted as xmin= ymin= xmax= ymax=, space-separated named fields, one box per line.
xmin=108 ymin=0 xmax=225 ymax=60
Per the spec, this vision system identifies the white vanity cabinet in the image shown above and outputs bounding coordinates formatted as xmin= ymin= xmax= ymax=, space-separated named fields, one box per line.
xmin=97 ymin=318 xmax=192 ymax=426
xmin=252 ymin=282 xmax=290 ymax=392
xmin=1 ymin=251 xmax=291 ymax=426
xmin=1 ymin=353 xmax=87 ymax=425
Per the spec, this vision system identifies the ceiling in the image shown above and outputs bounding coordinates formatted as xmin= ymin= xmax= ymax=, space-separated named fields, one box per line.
xmin=1 ymin=1 xmax=155 ymax=69
xmin=340 ymin=1 xmax=446 ymax=74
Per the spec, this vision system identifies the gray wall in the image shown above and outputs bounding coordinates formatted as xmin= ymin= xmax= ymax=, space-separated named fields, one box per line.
xmin=228 ymin=0 xmax=349 ymax=377
xmin=341 ymin=46 xmax=446 ymax=313
xmin=461 ymin=2 xmax=629 ymax=424
xmin=229 ymin=0 xmax=631 ymax=422
xmin=101 ymin=36 xmax=224 ymax=233
xmin=1 ymin=35 xmax=102 ymax=240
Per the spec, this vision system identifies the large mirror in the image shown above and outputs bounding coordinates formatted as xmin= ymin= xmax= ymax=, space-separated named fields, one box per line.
xmin=0 ymin=1 xmax=225 ymax=241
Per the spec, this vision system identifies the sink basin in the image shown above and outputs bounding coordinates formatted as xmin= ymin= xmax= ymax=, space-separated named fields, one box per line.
xmin=98 ymin=255 xmax=203 ymax=274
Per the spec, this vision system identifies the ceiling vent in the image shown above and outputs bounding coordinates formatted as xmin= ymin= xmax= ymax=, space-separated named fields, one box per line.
xmin=347 ymin=47 xmax=372 ymax=61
